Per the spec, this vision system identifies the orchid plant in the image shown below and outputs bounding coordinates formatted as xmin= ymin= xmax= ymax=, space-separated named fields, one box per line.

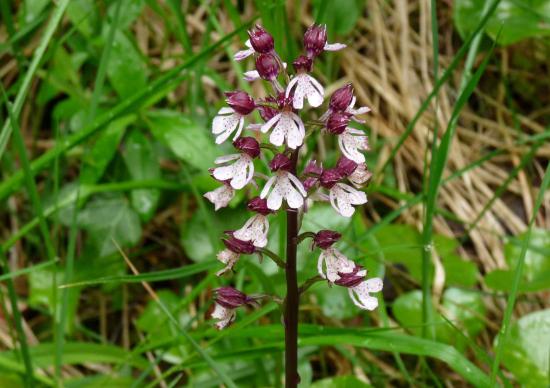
xmin=204 ymin=24 xmax=383 ymax=386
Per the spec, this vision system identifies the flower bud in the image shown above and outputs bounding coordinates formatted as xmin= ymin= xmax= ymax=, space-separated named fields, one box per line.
xmin=314 ymin=230 xmax=342 ymax=249
xmin=248 ymin=24 xmax=274 ymax=53
xmin=304 ymin=160 xmax=323 ymax=177
xmin=326 ymin=111 xmax=351 ymax=135
xmin=334 ymin=265 xmax=365 ymax=288
xmin=255 ymin=53 xmax=280 ymax=80
xmin=320 ymin=168 xmax=342 ymax=189
xmin=303 ymin=177 xmax=319 ymax=192
xmin=336 ymin=156 xmax=358 ymax=177
xmin=215 ymin=287 xmax=251 ymax=309
xmin=247 ymin=197 xmax=273 ymax=215
xmin=269 ymin=154 xmax=292 ymax=172
xmin=225 ymin=91 xmax=255 ymax=115
xmin=233 ymin=137 xmax=260 ymax=158
xmin=304 ymin=24 xmax=327 ymax=58
xmin=330 ymin=84 xmax=354 ymax=112
xmin=223 ymin=231 xmax=256 ymax=254
xmin=292 ymin=55 xmax=313 ymax=73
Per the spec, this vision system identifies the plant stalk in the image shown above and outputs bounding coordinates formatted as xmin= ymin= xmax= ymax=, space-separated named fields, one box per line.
xmin=284 ymin=149 xmax=300 ymax=387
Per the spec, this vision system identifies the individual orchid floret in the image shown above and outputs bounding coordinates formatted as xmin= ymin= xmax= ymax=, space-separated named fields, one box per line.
xmin=320 ymin=168 xmax=367 ymax=217
xmin=304 ymin=160 xmax=324 ymax=177
xmin=260 ymin=154 xmax=307 ymax=210
xmin=234 ymin=197 xmax=273 ymax=248
xmin=321 ymin=84 xmax=370 ymax=122
xmin=303 ymin=24 xmax=346 ymax=58
xmin=212 ymin=91 xmax=255 ymax=144
xmin=335 ymin=156 xmax=358 ymax=177
xmin=212 ymin=137 xmax=259 ymax=190
xmin=204 ymin=182 xmax=235 ymax=211
xmin=216 ymin=231 xmax=256 ymax=276
xmin=211 ymin=286 xmax=257 ymax=329
xmin=338 ymin=128 xmax=370 ymax=163
xmin=314 ymin=230 xmax=355 ymax=283
xmin=234 ymin=24 xmax=275 ymax=61
xmin=313 ymin=230 xmax=342 ymax=249
xmin=261 ymin=97 xmax=305 ymax=149
xmin=329 ymin=84 xmax=355 ymax=112
xmin=255 ymin=53 xmax=280 ymax=81
xmin=335 ymin=266 xmax=383 ymax=311
xmin=285 ymin=56 xmax=324 ymax=109
xmin=348 ymin=163 xmax=372 ymax=188
xmin=302 ymin=160 xmax=324 ymax=192
xmin=326 ymin=111 xmax=352 ymax=135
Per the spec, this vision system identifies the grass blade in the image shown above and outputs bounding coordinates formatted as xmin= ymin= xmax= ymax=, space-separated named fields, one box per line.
xmin=490 ymin=162 xmax=550 ymax=384
xmin=0 ymin=0 xmax=70 ymax=159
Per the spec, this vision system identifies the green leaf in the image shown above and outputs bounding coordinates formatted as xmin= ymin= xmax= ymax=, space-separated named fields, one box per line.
xmin=310 ymin=376 xmax=372 ymax=388
xmin=108 ymin=0 xmax=145 ymax=30
xmin=180 ymin=207 xmax=248 ymax=263
xmin=106 ymin=30 xmax=147 ymax=98
xmin=365 ymin=224 xmax=478 ymax=286
xmin=122 ymin=129 xmax=161 ymax=221
xmin=81 ymin=115 xmax=135 ymax=184
xmin=21 ymin=0 xmax=49 ymax=24
xmin=28 ymin=268 xmax=80 ymax=333
xmin=453 ymin=0 xmax=550 ymax=45
xmin=75 ymin=194 xmax=142 ymax=257
xmin=486 ymin=228 xmax=550 ymax=292
xmin=497 ymin=309 xmax=550 ymax=387
xmin=393 ymin=288 xmax=486 ymax=351
xmin=313 ymin=0 xmax=363 ymax=35
xmin=147 ymin=110 xmax=221 ymax=171
xmin=66 ymin=0 xmax=98 ymax=37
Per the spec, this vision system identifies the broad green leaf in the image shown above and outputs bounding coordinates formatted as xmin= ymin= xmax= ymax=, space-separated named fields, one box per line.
xmin=106 ymin=30 xmax=147 ymax=98
xmin=365 ymin=224 xmax=478 ymax=286
xmin=66 ymin=0 xmax=98 ymax=37
xmin=147 ymin=110 xmax=221 ymax=171
xmin=22 ymin=0 xmax=49 ymax=24
xmin=0 ymin=374 xmax=23 ymax=388
xmin=108 ymin=0 xmax=145 ymax=29
xmin=122 ymin=129 xmax=161 ymax=221
xmin=28 ymin=268 xmax=80 ymax=333
xmin=310 ymin=375 xmax=372 ymax=388
xmin=486 ymin=228 xmax=550 ymax=292
xmin=76 ymin=194 xmax=142 ymax=257
xmin=497 ymin=309 xmax=550 ymax=387
xmin=313 ymin=0 xmax=363 ymax=35
xmin=453 ymin=0 xmax=550 ymax=45
xmin=393 ymin=288 xmax=486 ymax=351
xmin=180 ymin=207 xmax=247 ymax=263
xmin=81 ymin=115 xmax=135 ymax=184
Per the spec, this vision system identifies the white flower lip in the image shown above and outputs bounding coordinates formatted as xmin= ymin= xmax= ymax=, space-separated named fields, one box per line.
xmin=260 ymin=111 xmax=305 ymax=149
xmin=317 ymin=247 xmax=356 ymax=283
xmin=212 ymin=107 xmax=245 ymax=145
xmin=285 ymin=73 xmax=324 ymax=109
xmin=329 ymin=183 xmax=367 ymax=217
xmin=260 ymin=171 xmax=307 ymax=210
xmin=212 ymin=153 xmax=255 ymax=190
